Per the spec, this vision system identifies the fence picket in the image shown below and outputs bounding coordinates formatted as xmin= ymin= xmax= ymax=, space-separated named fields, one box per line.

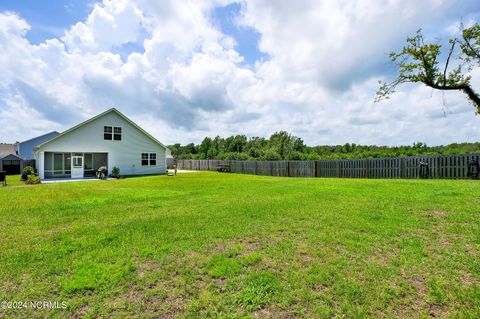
xmin=175 ymin=154 xmax=480 ymax=180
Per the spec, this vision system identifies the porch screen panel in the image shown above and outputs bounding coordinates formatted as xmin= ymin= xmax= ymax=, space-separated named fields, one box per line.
xmin=44 ymin=153 xmax=53 ymax=171
xmin=84 ymin=154 xmax=93 ymax=169
xmin=93 ymin=153 xmax=108 ymax=170
xmin=54 ymin=154 xmax=63 ymax=175
xmin=64 ymin=154 xmax=71 ymax=174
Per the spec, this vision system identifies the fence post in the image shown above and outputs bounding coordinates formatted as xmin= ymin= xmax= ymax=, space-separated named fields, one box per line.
xmin=287 ymin=161 xmax=291 ymax=177
xmin=365 ymin=158 xmax=369 ymax=178
xmin=399 ymin=157 xmax=404 ymax=179
xmin=436 ymin=156 xmax=441 ymax=179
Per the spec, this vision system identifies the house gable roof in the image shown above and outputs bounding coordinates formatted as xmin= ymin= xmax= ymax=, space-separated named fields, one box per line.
xmin=34 ymin=108 xmax=168 ymax=151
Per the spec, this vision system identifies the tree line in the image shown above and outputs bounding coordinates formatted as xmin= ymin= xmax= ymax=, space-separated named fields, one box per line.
xmin=168 ymin=131 xmax=480 ymax=160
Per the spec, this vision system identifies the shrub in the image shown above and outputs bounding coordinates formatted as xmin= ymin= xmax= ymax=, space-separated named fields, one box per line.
xmin=25 ymin=174 xmax=41 ymax=185
xmin=111 ymin=166 xmax=120 ymax=178
xmin=261 ymin=149 xmax=282 ymax=161
xmin=21 ymin=166 xmax=35 ymax=181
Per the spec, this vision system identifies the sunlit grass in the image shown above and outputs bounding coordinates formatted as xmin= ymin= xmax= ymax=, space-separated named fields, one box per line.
xmin=0 ymin=172 xmax=479 ymax=318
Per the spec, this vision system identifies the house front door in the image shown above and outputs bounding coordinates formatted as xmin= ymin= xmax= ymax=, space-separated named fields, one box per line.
xmin=71 ymin=154 xmax=84 ymax=178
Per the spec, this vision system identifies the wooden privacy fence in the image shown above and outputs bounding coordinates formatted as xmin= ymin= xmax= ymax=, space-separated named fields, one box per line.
xmin=175 ymin=154 xmax=480 ymax=179
xmin=23 ymin=159 xmax=35 ymax=169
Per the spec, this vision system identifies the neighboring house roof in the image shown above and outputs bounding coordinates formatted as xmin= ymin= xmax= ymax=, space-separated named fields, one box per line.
xmin=18 ymin=131 xmax=61 ymax=160
xmin=0 ymin=144 xmax=16 ymax=159
xmin=1 ymin=154 xmax=22 ymax=161
xmin=19 ymin=131 xmax=60 ymax=145
xmin=34 ymin=108 xmax=168 ymax=151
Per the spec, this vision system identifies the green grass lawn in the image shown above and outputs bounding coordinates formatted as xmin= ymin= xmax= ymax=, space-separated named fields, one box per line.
xmin=0 ymin=172 xmax=479 ymax=318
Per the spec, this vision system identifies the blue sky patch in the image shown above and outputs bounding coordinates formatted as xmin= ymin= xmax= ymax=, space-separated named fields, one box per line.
xmin=110 ymin=27 xmax=149 ymax=62
xmin=212 ymin=2 xmax=268 ymax=66
xmin=0 ymin=0 xmax=91 ymax=44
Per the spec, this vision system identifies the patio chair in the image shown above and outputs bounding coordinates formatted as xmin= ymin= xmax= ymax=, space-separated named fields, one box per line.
xmin=96 ymin=166 xmax=108 ymax=180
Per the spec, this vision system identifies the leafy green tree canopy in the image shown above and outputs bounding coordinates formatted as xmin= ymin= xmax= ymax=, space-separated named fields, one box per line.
xmin=168 ymin=132 xmax=480 ymax=161
xmin=376 ymin=23 xmax=480 ymax=113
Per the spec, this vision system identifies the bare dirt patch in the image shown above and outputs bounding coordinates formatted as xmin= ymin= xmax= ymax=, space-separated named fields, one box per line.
xmin=252 ymin=304 xmax=298 ymax=319
xmin=367 ymin=244 xmax=399 ymax=267
xmin=464 ymin=242 xmax=480 ymax=256
xmin=431 ymin=211 xmax=449 ymax=218
xmin=459 ymin=271 xmax=480 ymax=286
xmin=389 ymin=271 xmax=449 ymax=318
xmin=420 ymin=211 xmax=454 ymax=254
xmin=72 ymin=304 xmax=91 ymax=318
xmin=137 ymin=260 xmax=163 ymax=278
xmin=106 ymin=265 xmax=190 ymax=318
xmin=210 ymin=238 xmax=262 ymax=256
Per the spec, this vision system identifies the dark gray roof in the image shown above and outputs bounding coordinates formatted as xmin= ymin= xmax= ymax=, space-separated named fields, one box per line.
xmin=0 ymin=144 xmax=16 ymax=159
xmin=1 ymin=154 xmax=22 ymax=161
xmin=20 ymin=131 xmax=59 ymax=144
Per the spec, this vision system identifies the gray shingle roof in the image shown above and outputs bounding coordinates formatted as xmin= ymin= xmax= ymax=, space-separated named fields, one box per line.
xmin=0 ymin=144 xmax=16 ymax=159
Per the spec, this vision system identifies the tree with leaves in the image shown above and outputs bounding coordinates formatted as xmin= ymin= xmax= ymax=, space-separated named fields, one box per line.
xmin=376 ymin=23 xmax=480 ymax=113
xmin=168 ymin=133 xmax=480 ymax=160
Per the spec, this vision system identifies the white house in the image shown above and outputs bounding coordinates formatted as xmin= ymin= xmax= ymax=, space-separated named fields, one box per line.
xmin=34 ymin=108 xmax=168 ymax=180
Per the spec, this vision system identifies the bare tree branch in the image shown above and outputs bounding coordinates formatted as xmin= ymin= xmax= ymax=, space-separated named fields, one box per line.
xmin=443 ymin=39 xmax=456 ymax=86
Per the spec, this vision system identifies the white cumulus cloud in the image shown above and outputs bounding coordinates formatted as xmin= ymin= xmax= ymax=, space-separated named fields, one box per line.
xmin=0 ymin=0 xmax=479 ymax=146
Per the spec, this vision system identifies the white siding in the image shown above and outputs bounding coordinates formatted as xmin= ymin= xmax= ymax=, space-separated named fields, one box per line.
xmin=36 ymin=111 xmax=166 ymax=176
xmin=38 ymin=152 xmax=44 ymax=179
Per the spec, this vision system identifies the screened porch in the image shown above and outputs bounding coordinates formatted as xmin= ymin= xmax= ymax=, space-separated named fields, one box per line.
xmin=44 ymin=152 xmax=108 ymax=179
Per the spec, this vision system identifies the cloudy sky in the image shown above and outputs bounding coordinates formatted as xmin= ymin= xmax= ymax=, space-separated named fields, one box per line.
xmin=0 ymin=0 xmax=479 ymax=146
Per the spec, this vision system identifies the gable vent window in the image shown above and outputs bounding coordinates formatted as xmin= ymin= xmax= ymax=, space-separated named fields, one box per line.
xmin=104 ymin=126 xmax=112 ymax=140
xmin=141 ymin=153 xmax=157 ymax=166
xmin=114 ymin=127 xmax=122 ymax=140
xmin=104 ymin=126 xmax=122 ymax=141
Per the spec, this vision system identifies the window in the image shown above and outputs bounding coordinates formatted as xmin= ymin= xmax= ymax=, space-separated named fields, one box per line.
xmin=149 ymin=153 xmax=156 ymax=166
xmin=104 ymin=126 xmax=122 ymax=140
xmin=3 ymin=160 xmax=20 ymax=165
xmin=114 ymin=127 xmax=122 ymax=140
xmin=104 ymin=126 xmax=112 ymax=140
xmin=141 ymin=153 xmax=149 ymax=166
xmin=73 ymin=157 xmax=83 ymax=167
xmin=141 ymin=153 xmax=157 ymax=166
